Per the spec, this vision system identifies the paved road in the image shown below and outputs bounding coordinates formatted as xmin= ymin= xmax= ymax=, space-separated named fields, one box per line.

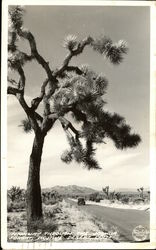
xmin=68 ymin=199 xmax=150 ymax=242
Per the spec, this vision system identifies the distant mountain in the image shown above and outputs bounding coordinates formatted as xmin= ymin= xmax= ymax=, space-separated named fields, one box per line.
xmin=42 ymin=185 xmax=98 ymax=196
xmin=42 ymin=185 xmax=150 ymax=196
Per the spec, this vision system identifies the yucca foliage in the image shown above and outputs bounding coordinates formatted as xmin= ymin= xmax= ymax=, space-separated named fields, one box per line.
xmin=63 ymin=34 xmax=78 ymax=51
xmin=53 ymin=64 xmax=141 ymax=169
xmin=91 ymin=36 xmax=128 ymax=64
xmin=102 ymin=186 xmax=109 ymax=197
xmin=137 ymin=187 xmax=144 ymax=198
xmin=19 ymin=118 xmax=32 ymax=133
xmin=8 ymin=186 xmax=22 ymax=202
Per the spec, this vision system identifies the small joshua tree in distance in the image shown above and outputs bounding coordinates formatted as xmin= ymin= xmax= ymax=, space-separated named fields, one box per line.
xmin=8 ymin=186 xmax=22 ymax=202
xmin=8 ymin=6 xmax=141 ymax=231
xmin=137 ymin=187 xmax=144 ymax=199
xmin=102 ymin=186 xmax=110 ymax=198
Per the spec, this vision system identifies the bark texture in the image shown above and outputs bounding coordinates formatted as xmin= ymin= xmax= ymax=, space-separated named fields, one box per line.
xmin=26 ymin=133 xmax=45 ymax=232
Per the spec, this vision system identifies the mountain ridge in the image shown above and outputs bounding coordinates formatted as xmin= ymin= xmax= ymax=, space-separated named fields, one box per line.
xmin=42 ymin=185 xmax=150 ymax=195
xmin=42 ymin=185 xmax=98 ymax=195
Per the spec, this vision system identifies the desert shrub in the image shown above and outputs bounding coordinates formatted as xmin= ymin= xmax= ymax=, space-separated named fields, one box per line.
xmin=144 ymin=197 xmax=150 ymax=203
xmin=8 ymin=200 xmax=26 ymax=212
xmin=7 ymin=215 xmax=11 ymax=222
xmin=109 ymin=191 xmax=116 ymax=200
xmin=20 ymin=212 xmax=27 ymax=220
xmin=89 ymin=192 xmax=102 ymax=202
xmin=7 ymin=201 xmax=13 ymax=212
xmin=121 ymin=196 xmax=129 ymax=204
xmin=42 ymin=190 xmax=63 ymax=205
xmin=8 ymin=216 xmax=24 ymax=229
xmin=43 ymin=203 xmax=62 ymax=215
xmin=115 ymin=192 xmax=122 ymax=201
xmin=95 ymin=197 xmax=101 ymax=202
xmin=133 ymin=198 xmax=144 ymax=204
xmin=53 ymin=207 xmax=62 ymax=214
xmin=40 ymin=220 xmax=57 ymax=233
xmin=44 ymin=206 xmax=62 ymax=218
xmin=44 ymin=200 xmax=55 ymax=205
xmin=30 ymin=219 xmax=57 ymax=233
xmin=11 ymin=201 xmax=26 ymax=211
xmin=44 ymin=210 xmax=55 ymax=218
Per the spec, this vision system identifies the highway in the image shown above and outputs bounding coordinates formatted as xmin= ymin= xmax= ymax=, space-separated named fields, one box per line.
xmin=68 ymin=199 xmax=150 ymax=242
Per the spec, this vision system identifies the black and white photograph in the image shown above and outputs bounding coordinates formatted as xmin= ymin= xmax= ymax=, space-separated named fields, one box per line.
xmin=1 ymin=0 xmax=156 ymax=249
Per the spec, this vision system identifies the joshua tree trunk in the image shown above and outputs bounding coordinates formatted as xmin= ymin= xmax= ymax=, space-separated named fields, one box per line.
xmin=26 ymin=132 xmax=45 ymax=232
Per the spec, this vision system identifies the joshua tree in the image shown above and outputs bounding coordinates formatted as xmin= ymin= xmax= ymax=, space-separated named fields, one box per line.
xmin=102 ymin=186 xmax=110 ymax=198
xmin=8 ymin=6 xmax=141 ymax=231
xmin=137 ymin=187 xmax=144 ymax=199
xmin=8 ymin=186 xmax=22 ymax=202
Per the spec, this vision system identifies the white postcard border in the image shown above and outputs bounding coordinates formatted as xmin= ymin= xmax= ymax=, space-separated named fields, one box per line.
xmin=1 ymin=1 xmax=156 ymax=249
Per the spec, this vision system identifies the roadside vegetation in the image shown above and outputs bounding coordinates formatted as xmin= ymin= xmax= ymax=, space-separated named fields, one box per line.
xmin=7 ymin=185 xmax=150 ymax=242
xmin=7 ymin=186 xmax=118 ymax=242
xmin=69 ymin=186 xmax=150 ymax=209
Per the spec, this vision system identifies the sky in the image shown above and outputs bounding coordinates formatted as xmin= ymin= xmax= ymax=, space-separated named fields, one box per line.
xmin=7 ymin=5 xmax=150 ymax=191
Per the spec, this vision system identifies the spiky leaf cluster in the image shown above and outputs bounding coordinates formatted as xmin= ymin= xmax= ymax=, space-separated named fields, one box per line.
xmin=8 ymin=6 xmax=34 ymax=71
xmin=8 ymin=186 xmax=22 ymax=201
xmin=9 ymin=6 xmax=24 ymax=31
xmin=53 ymin=68 xmax=108 ymax=116
xmin=8 ymin=6 xmax=23 ymax=56
xmin=68 ymin=106 xmax=141 ymax=171
xmin=8 ymin=50 xmax=33 ymax=70
xmin=82 ymin=121 xmax=106 ymax=144
xmin=61 ymin=150 xmax=73 ymax=164
xmin=91 ymin=36 xmax=128 ymax=64
xmin=19 ymin=118 xmax=32 ymax=133
xmin=61 ymin=132 xmax=100 ymax=170
xmin=81 ymin=110 xmax=141 ymax=149
xmin=63 ymin=35 xmax=78 ymax=51
xmin=55 ymin=61 xmax=141 ymax=169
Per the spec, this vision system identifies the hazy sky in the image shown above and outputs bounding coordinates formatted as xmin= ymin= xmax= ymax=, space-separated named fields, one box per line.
xmin=7 ymin=5 xmax=150 ymax=190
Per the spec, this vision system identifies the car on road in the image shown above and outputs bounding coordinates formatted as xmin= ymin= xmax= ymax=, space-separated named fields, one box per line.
xmin=77 ymin=197 xmax=85 ymax=205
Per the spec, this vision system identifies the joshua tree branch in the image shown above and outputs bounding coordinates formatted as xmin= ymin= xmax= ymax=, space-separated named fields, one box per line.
xmin=30 ymin=79 xmax=49 ymax=110
xmin=17 ymin=28 xmax=58 ymax=106
xmin=7 ymin=86 xmax=22 ymax=95
xmin=7 ymin=63 xmax=25 ymax=94
xmin=41 ymin=113 xmax=58 ymax=134
xmin=17 ymin=66 xmax=25 ymax=92
xmin=17 ymin=29 xmax=56 ymax=82
xmin=54 ymin=36 xmax=93 ymax=77
xmin=59 ymin=116 xmax=82 ymax=139
xmin=16 ymin=94 xmax=30 ymax=115
xmin=34 ymin=112 xmax=43 ymax=123
xmin=71 ymin=107 xmax=88 ymax=123
xmin=8 ymin=70 xmax=42 ymax=133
